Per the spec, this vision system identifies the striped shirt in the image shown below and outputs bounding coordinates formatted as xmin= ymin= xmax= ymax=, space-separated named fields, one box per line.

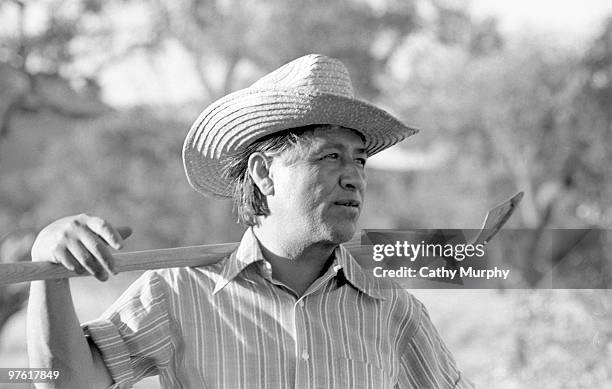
xmin=83 ymin=228 xmax=473 ymax=388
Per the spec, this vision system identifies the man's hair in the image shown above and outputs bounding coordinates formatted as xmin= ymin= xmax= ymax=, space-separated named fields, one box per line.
xmin=220 ymin=124 xmax=326 ymax=226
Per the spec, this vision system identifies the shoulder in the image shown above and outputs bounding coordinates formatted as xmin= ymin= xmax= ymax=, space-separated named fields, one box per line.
xmin=377 ymin=285 xmax=425 ymax=336
xmin=341 ymin=246 xmax=423 ymax=328
xmin=354 ymin=259 xmax=421 ymax=311
xmin=137 ymin=253 xmax=231 ymax=294
xmin=352 ymin=267 xmax=424 ymax=337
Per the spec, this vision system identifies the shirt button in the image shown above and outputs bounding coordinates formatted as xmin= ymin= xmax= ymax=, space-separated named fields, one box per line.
xmin=263 ymin=261 xmax=272 ymax=275
xmin=301 ymin=350 xmax=310 ymax=360
xmin=298 ymin=300 xmax=304 ymax=308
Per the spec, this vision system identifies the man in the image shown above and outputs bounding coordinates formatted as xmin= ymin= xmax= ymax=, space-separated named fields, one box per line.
xmin=27 ymin=54 xmax=473 ymax=388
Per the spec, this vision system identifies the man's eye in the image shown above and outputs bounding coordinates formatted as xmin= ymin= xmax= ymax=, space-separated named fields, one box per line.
xmin=324 ymin=153 xmax=339 ymax=160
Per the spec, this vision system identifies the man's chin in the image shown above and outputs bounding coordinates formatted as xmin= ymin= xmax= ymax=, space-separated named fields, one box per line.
xmin=327 ymin=224 xmax=357 ymax=244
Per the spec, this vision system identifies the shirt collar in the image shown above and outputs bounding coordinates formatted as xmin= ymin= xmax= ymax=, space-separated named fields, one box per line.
xmin=213 ymin=228 xmax=386 ymax=299
xmin=333 ymin=244 xmax=387 ymax=299
xmin=213 ymin=228 xmax=265 ymax=295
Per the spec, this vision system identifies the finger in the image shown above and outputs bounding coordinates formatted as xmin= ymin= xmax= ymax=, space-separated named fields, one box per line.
xmin=73 ymin=260 xmax=86 ymax=275
xmin=52 ymin=247 xmax=86 ymax=274
xmin=67 ymin=239 xmax=109 ymax=281
xmin=78 ymin=229 xmax=117 ymax=275
xmin=52 ymin=246 xmax=75 ymax=272
xmin=85 ymin=216 xmax=129 ymax=250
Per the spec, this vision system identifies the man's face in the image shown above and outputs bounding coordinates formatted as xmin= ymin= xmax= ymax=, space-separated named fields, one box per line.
xmin=266 ymin=127 xmax=367 ymax=245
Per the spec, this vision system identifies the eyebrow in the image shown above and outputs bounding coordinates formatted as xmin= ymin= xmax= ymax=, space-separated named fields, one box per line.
xmin=318 ymin=142 xmax=368 ymax=155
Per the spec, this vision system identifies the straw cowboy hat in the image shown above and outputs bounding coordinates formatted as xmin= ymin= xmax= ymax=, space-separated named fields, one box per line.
xmin=183 ymin=53 xmax=418 ymax=199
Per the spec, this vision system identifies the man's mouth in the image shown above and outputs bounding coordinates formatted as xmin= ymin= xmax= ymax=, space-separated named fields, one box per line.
xmin=334 ymin=200 xmax=360 ymax=208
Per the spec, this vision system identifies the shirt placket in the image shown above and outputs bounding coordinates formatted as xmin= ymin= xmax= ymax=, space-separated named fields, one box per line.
xmin=259 ymin=259 xmax=342 ymax=389
xmin=293 ymin=263 xmax=342 ymax=389
xmin=293 ymin=295 xmax=310 ymax=389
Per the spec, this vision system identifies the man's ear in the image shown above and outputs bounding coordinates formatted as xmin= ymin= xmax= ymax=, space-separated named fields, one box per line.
xmin=248 ymin=153 xmax=274 ymax=196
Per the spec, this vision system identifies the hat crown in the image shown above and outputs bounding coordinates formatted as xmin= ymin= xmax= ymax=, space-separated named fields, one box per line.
xmin=249 ymin=54 xmax=354 ymax=98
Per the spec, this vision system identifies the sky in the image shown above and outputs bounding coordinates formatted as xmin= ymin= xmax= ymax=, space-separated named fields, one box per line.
xmin=468 ymin=0 xmax=612 ymax=42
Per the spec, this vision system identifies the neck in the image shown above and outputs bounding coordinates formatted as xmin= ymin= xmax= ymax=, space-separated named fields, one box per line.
xmin=252 ymin=224 xmax=337 ymax=296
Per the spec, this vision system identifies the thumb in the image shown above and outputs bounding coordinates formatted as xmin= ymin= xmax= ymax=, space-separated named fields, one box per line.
xmin=116 ymin=226 xmax=133 ymax=241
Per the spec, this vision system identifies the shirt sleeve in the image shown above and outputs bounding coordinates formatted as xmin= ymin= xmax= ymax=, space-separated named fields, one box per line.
xmin=81 ymin=270 xmax=175 ymax=389
xmin=397 ymin=300 xmax=474 ymax=389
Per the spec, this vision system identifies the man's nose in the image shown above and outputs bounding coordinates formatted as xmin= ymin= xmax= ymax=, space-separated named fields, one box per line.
xmin=339 ymin=163 xmax=366 ymax=191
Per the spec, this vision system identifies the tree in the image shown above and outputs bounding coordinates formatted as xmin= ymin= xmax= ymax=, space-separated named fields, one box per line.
xmin=110 ymin=0 xmax=497 ymax=102
xmin=576 ymin=16 xmax=612 ymax=222
xmin=0 ymin=0 xmax=110 ymax=139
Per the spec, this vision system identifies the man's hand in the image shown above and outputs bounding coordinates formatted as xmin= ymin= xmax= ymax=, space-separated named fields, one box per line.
xmin=31 ymin=214 xmax=132 ymax=281
xmin=27 ymin=215 xmax=124 ymax=387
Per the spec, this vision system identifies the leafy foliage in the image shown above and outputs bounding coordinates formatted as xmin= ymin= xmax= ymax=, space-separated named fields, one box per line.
xmin=25 ymin=111 xmax=245 ymax=249
xmin=1 ymin=2 xmax=612 ymax=387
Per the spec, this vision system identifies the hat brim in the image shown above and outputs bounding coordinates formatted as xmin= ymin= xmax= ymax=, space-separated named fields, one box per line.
xmin=183 ymin=88 xmax=418 ymax=199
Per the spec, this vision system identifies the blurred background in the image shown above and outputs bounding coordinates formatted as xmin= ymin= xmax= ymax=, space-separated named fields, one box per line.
xmin=1 ymin=0 xmax=611 ymax=387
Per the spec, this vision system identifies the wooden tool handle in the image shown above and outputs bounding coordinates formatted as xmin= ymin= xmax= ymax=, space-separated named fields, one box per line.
xmin=0 ymin=238 xmax=363 ymax=286
xmin=0 ymin=242 xmax=238 ymax=286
